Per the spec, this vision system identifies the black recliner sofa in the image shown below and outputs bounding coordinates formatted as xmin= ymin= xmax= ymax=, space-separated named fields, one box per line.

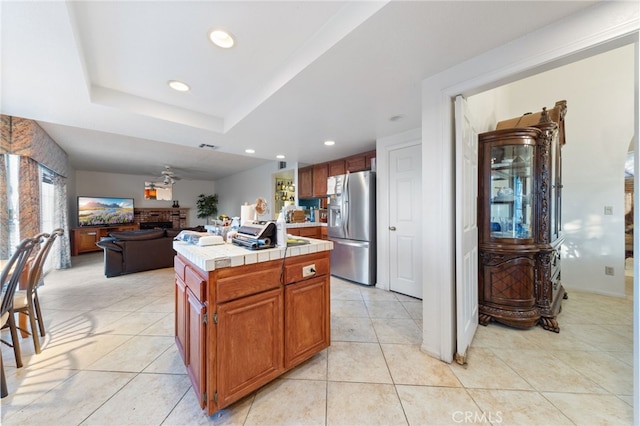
xmin=96 ymin=229 xmax=177 ymax=277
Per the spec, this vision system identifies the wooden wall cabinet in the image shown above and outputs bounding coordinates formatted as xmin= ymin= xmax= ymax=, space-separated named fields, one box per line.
xmin=312 ymin=163 xmax=328 ymax=197
xmin=71 ymin=224 xmax=138 ymax=256
xmin=298 ymin=150 xmax=376 ymax=199
xmin=478 ymin=101 xmax=567 ymax=333
xmin=345 ymin=154 xmax=366 ymax=172
xmin=298 ymin=166 xmax=313 ymax=199
xmin=175 ymin=251 xmax=330 ymax=415
xmin=328 ymin=160 xmax=346 ymax=177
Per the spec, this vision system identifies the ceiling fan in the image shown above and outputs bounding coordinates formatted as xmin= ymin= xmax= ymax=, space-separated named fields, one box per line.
xmin=159 ymin=165 xmax=181 ymax=185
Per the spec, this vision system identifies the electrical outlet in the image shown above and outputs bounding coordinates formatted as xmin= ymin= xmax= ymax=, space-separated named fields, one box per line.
xmin=604 ymin=206 xmax=613 ymax=215
xmin=605 ymin=266 xmax=614 ymax=276
xmin=302 ymin=264 xmax=316 ymax=278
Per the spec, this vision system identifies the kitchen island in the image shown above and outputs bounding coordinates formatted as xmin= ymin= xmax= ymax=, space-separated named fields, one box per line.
xmin=173 ymin=239 xmax=332 ymax=415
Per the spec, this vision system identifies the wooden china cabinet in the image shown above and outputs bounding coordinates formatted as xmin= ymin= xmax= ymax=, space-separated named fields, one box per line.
xmin=478 ymin=101 xmax=567 ymax=332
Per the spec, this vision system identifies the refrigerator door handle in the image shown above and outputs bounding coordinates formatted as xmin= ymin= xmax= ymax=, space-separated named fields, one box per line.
xmin=343 ymin=173 xmax=349 ymax=236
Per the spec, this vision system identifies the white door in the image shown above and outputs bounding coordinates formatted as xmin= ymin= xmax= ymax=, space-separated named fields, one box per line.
xmin=455 ymin=95 xmax=479 ymax=363
xmin=389 ymin=143 xmax=422 ymax=299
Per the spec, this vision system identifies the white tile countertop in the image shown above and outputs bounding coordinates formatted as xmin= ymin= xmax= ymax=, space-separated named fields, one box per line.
xmin=173 ymin=238 xmax=333 ymax=272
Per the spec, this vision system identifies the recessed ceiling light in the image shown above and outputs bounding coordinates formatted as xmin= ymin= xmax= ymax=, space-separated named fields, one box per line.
xmin=168 ymin=80 xmax=190 ymax=92
xmin=276 ymin=154 xmax=285 ymax=159
xmin=209 ymin=29 xmax=235 ymax=48
xmin=245 ymin=148 xmax=255 ymax=154
xmin=324 ymin=140 xmax=335 ymax=146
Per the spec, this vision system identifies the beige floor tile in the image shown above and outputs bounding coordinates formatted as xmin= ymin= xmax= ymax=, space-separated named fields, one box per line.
xmin=46 ymin=308 xmax=132 ymax=338
xmin=2 ymin=370 xmax=136 ymax=425
xmin=494 ymin=349 xmax=607 ymax=394
xmin=605 ymin=350 xmax=634 ymax=366
xmin=401 ymin=300 xmax=422 ymax=320
xmin=331 ymin=299 xmax=369 ymax=318
xmin=381 ymin=344 xmax=461 ymax=387
xmin=330 ymin=279 xmax=363 ymax=301
xmin=165 ymin=391 xmax=254 ymax=425
xmin=471 ymin=323 xmax=544 ymax=350
xmin=550 ymin=350 xmax=633 ymax=395
xmin=94 ymin=311 xmax=169 ymax=335
xmin=244 ymin=378 xmax=326 ymax=425
xmin=19 ymin=333 xmax=133 ymax=371
xmin=136 ymin=295 xmax=175 ymax=313
xmin=515 ymin=323 xmax=599 ymax=351
xmin=562 ymin=323 xmax=633 ymax=352
xmin=449 ymin=348 xmax=532 ymax=390
xmin=467 ymin=388 xmax=573 ymax=425
xmin=143 ymin=345 xmax=186 ymax=374
xmin=86 ymin=335 xmax=174 ymax=372
xmin=83 ymin=372 xmax=191 ymax=425
xmin=364 ymin=300 xmax=411 ymax=319
xmin=139 ymin=311 xmax=175 ymax=336
xmin=1 ymin=368 xmax=80 ymax=420
xmin=282 ymin=349 xmax=328 ymax=381
xmin=100 ymin=294 xmax=156 ymax=311
xmin=543 ymin=391 xmax=634 ymax=425
xmin=371 ymin=318 xmax=422 ymax=344
xmin=359 ymin=286 xmax=401 ymax=301
xmin=328 ymin=341 xmax=392 ymax=383
xmin=330 ymin=316 xmax=377 ymax=342
xmin=396 ymin=385 xmax=484 ymax=425
xmin=327 ymin=381 xmax=406 ymax=426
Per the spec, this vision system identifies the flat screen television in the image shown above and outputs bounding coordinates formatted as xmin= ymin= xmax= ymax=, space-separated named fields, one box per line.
xmin=77 ymin=196 xmax=135 ymax=227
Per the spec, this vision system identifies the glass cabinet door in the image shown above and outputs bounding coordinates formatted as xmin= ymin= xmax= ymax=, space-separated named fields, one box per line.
xmin=489 ymin=144 xmax=534 ymax=239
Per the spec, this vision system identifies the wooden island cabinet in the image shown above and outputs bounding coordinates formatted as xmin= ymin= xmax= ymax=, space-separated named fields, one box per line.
xmin=174 ymin=241 xmax=331 ymax=415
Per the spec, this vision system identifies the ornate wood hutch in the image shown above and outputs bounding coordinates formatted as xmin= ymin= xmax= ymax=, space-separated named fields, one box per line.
xmin=478 ymin=101 xmax=567 ymax=332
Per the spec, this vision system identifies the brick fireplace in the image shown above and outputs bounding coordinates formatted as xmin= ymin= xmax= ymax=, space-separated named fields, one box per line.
xmin=134 ymin=208 xmax=189 ymax=229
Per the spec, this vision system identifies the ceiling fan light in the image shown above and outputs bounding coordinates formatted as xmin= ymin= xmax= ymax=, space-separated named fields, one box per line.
xmin=209 ymin=29 xmax=235 ymax=48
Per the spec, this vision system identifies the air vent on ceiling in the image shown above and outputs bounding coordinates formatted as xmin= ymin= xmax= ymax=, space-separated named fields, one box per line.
xmin=198 ymin=143 xmax=218 ymax=150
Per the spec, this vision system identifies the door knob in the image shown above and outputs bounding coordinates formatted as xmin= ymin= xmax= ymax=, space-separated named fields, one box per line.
xmin=389 ymin=226 xmax=396 ymax=231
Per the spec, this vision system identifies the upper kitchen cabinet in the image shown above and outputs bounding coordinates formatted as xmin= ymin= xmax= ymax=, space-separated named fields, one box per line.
xmin=345 ymin=150 xmax=376 ymax=173
xmin=298 ymin=166 xmax=313 ymax=199
xmin=298 ymin=149 xmax=376 ymax=199
xmin=328 ymin=160 xmax=346 ymax=177
xmin=312 ymin=163 xmax=328 ymax=198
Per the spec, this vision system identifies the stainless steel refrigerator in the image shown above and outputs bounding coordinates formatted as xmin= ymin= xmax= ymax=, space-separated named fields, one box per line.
xmin=327 ymin=170 xmax=376 ymax=285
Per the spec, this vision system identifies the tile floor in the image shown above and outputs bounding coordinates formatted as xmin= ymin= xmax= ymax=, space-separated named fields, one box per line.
xmin=0 ymin=252 xmax=634 ymax=425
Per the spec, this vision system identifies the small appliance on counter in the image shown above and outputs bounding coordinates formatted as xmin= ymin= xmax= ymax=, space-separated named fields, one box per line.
xmin=231 ymin=220 xmax=277 ymax=250
xmin=174 ymin=230 xmax=224 ymax=246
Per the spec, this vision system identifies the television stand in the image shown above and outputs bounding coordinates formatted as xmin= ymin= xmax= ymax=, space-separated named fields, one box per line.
xmin=71 ymin=224 xmax=138 ymax=256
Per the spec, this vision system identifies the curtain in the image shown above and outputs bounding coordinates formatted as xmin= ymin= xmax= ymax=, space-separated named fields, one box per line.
xmin=53 ymin=173 xmax=71 ymax=269
xmin=0 ymin=155 xmax=8 ymax=259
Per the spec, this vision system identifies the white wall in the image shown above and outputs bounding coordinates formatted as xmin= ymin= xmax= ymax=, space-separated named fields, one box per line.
xmin=214 ymin=161 xmax=294 ymax=221
xmin=486 ymin=44 xmax=635 ymax=297
xmin=73 ymin=170 xmax=216 ymax=227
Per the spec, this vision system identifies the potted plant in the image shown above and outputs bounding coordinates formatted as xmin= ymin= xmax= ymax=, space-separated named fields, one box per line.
xmin=196 ymin=193 xmax=218 ymax=225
